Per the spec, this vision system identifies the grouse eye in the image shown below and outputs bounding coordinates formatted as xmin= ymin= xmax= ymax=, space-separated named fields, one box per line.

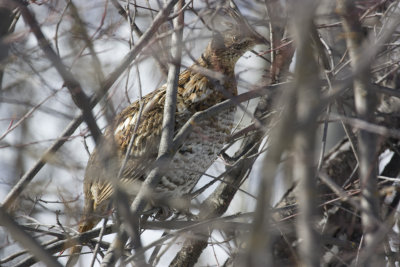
xmin=232 ymin=35 xmax=239 ymax=42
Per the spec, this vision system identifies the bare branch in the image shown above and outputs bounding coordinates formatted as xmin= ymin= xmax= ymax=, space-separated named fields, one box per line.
xmin=337 ymin=0 xmax=380 ymax=257
xmin=0 ymin=206 xmax=63 ymax=267
xmin=1 ymin=0 xmax=181 ymax=211
xmin=100 ymin=0 xmax=181 ymax=265
xmin=291 ymin=2 xmax=321 ymax=266
xmin=12 ymin=0 xmax=102 ymax=144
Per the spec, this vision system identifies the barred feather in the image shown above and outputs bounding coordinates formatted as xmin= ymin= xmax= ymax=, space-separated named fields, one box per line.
xmin=68 ymin=6 xmax=263 ymax=265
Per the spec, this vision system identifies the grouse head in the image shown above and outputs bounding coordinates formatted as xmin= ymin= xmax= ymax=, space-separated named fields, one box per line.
xmin=202 ymin=6 xmax=265 ymax=72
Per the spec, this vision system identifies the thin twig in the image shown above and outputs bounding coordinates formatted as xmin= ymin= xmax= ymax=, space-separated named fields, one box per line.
xmin=0 ymin=206 xmax=63 ymax=267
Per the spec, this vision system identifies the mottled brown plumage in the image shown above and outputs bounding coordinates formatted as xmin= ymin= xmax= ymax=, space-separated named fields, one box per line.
xmin=67 ymin=7 xmax=263 ymax=265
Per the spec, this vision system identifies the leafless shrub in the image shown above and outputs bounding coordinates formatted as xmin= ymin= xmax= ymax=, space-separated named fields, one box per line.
xmin=1 ymin=0 xmax=400 ymax=266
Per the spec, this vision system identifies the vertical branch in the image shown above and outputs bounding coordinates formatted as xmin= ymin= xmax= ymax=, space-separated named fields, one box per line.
xmin=337 ymin=0 xmax=380 ymax=255
xmin=246 ymin=96 xmax=294 ymax=266
xmin=100 ymin=0 xmax=182 ymax=265
xmin=265 ymin=0 xmax=287 ymax=84
xmin=243 ymin=1 xmax=292 ymax=265
xmin=159 ymin=0 xmax=184 ymax=157
xmin=291 ymin=1 xmax=321 ymax=266
xmin=128 ymin=0 xmax=183 ymax=224
xmin=0 ymin=5 xmax=16 ymax=89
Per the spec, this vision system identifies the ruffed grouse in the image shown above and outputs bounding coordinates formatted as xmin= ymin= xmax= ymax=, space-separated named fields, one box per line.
xmin=68 ymin=7 xmax=263 ymax=264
